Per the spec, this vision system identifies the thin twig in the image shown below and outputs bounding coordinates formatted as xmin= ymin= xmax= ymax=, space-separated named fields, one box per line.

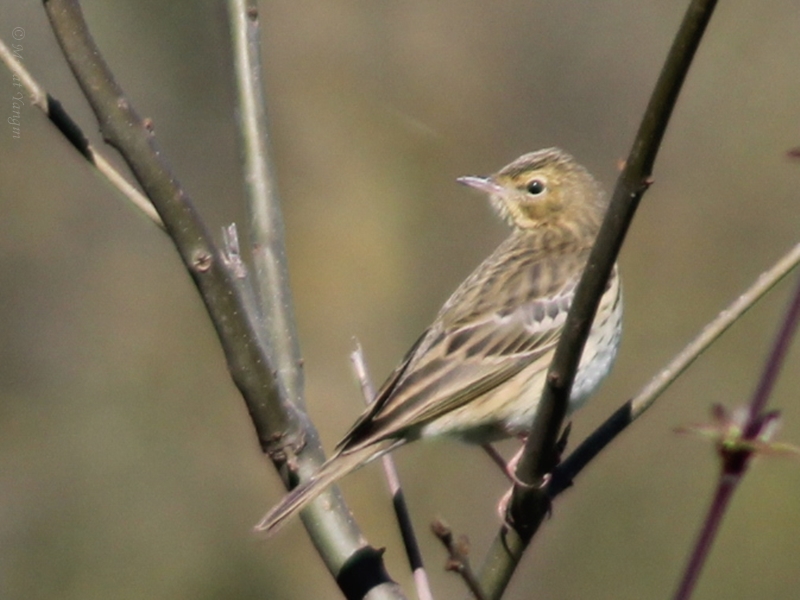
xmin=43 ymin=2 xmax=401 ymax=596
xmin=350 ymin=342 xmax=434 ymax=600
xmin=673 ymin=470 xmax=739 ymax=600
xmin=432 ymin=520 xmax=487 ymax=600
xmin=0 ymin=36 xmax=162 ymax=227
xmin=548 ymin=240 xmax=800 ymax=498
xmin=673 ymin=272 xmax=800 ymax=600
xmin=220 ymin=223 xmax=266 ymax=319
xmin=636 ymin=244 xmax=800 ymax=421
xmin=479 ymin=1 xmax=720 ymax=596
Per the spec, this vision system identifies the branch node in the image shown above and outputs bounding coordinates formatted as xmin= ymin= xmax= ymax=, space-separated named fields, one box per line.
xmin=265 ymin=429 xmax=307 ymax=475
xmin=546 ymin=371 xmax=562 ymax=387
xmin=191 ymin=249 xmax=213 ymax=273
xmin=432 ymin=519 xmax=487 ymax=600
xmin=222 ymin=223 xmax=248 ymax=279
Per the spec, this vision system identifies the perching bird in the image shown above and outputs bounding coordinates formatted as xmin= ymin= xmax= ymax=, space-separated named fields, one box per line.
xmin=255 ymin=148 xmax=622 ymax=533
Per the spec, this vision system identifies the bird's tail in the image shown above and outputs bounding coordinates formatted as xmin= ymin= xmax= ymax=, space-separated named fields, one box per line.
xmin=254 ymin=439 xmax=399 ymax=535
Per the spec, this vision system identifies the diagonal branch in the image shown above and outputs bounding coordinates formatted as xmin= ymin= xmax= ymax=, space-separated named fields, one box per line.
xmin=548 ymin=240 xmax=800 ymax=499
xmin=0 ymin=36 xmax=161 ymax=227
xmin=43 ymin=2 xmax=403 ymax=596
xmin=478 ymin=0 xmax=720 ymax=597
xmin=43 ymin=0 xmax=298 ymax=459
xmin=673 ymin=270 xmax=800 ymax=600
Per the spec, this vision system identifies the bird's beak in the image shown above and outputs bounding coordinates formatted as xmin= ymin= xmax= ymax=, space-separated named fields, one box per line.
xmin=456 ymin=175 xmax=505 ymax=196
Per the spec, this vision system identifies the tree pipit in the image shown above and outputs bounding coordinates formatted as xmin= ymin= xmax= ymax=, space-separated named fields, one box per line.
xmin=256 ymin=148 xmax=622 ymax=533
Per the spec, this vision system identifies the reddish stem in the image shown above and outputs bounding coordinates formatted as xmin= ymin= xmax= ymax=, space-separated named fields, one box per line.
xmin=673 ymin=272 xmax=800 ymax=600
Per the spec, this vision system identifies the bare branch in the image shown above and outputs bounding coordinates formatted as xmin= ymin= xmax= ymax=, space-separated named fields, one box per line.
xmin=227 ymin=0 xmax=304 ymax=410
xmin=351 ymin=343 xmax=434 ymax=600
xmin=432 ymin=520 xmax=486 ymax=600
xmin=478 ymin=0 xmax=720 ymax=596
xmin=674 ymin=271 xmax=800 ymax=599
xmin=548 ymin=240 xmax=800 ymax=498
xmin=0 ymin=36 xmax=162 ymax=227
xmin=44 ymin=0 xmax=296 ymax=458
xmin=43 ymin=2 xmax=401 ymax=595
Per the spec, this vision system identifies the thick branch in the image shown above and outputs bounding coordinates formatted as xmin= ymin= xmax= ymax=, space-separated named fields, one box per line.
xmin=44 ymin=2 xmax=402 ymax=596
xmin=43 ymin=0 xmax=297 ymax=453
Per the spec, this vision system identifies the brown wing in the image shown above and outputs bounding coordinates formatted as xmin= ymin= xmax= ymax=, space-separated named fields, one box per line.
xmin=337 ymin=235 xmax=587 ymax=453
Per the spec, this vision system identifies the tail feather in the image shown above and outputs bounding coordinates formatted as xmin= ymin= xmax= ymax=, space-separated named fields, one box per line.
xmin=254 ymin=440 xmax=399 ymax=534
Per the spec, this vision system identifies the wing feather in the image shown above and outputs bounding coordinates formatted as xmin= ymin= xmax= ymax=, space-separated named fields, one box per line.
xmin=338 ymin=235 xmax=588 ymax=453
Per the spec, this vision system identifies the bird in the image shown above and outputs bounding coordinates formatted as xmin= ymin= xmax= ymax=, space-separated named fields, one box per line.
xmin=255 ymin=147 xmax=622 ymax=534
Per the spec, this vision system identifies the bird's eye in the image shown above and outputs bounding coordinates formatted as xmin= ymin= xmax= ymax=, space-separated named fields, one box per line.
xmin=526 ymin=179 xmax=546 ymax=195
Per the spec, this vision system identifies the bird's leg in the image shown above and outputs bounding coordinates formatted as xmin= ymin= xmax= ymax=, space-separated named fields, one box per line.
xmin=495 ymin=473 xmax=555 ymax=526
xmin=481 ymin=443 xmax=529 ymax=487
xmin=493 ymin=423 xmax=573 ymax=524
xmin=485 ymin=421 xmax=572 ymax=482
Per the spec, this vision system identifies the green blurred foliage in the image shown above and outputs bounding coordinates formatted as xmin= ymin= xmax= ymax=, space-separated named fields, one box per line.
xmin=1 ymin=1 xmax=800 ymax=598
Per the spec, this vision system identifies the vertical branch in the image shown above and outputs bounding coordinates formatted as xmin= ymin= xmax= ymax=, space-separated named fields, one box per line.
xmin=478 ymin=0 xmax=720 ymax=597
xmin=350 ymin=344 xmax=434 ymax=600
xmin=672 ymin=473 xmax=739 ymax=600
xmin=227 ymin=0 xmax=304 ymax=409
xmin=225 ymin=0 xmax=361 ymax=576
xmin=224 ymin=4 xmax=403 ymax=595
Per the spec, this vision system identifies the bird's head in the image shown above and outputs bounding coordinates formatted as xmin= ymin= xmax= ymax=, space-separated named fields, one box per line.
xmin=458 ymin=148 xmax=607 ymax=239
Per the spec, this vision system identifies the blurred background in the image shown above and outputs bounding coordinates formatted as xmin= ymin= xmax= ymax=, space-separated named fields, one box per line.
xmin=2 ymin=1 xmax=800 ymax=598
